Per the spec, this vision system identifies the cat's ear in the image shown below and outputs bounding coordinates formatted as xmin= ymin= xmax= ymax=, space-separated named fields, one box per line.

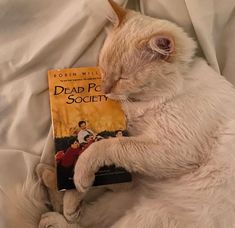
xmin=139 ymin=34 xmax=175 ymax=61
xmin=106 ymin=0 xmax=127 ymax=27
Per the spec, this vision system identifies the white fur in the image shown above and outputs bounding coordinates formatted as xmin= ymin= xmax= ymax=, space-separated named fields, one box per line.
xmin=2 ymin=173 xmax=49 ymax=228
xmin=72 ymin=58 xmax=235 ymax=228
xmin=73 ymin=8 xmax=235 ymax=228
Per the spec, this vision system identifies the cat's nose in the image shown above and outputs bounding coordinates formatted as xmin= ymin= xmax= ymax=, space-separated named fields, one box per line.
xmin=101 ymin=86 xmax=111 ymax=94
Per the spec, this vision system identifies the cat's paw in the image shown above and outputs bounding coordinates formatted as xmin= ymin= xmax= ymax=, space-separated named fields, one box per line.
xmin=64 ymin=207 xmax=81 ymax=223
xmin=39 ymin=212 xmax=68 ymax=228
xmin=73 ymin=164 xmax=95 ymax=193
xmin=74 ymin=140 xmax=113 ymax=192
xmin=63 ymin=190 xmax=85 ymax=222
xmin=73 ymin=152 xmax=96 ymax=193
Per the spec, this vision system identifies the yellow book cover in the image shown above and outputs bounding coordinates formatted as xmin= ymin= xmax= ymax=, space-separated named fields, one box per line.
xmin=48 ymin=67 xmax=131 ymax=190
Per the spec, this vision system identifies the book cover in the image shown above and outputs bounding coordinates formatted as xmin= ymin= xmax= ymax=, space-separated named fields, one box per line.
xmin=48 ymin=67 xmax=132 ymax=191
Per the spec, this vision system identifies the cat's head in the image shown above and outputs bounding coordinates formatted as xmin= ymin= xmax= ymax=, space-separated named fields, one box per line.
xmin=99 ymin=0 xmax=197 ymax=101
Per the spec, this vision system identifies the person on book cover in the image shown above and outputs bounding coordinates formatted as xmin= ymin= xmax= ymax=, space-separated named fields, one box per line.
xmin=60 ymin=138 xmax=83 ymax=168
xmin=95 ymin=135 xmax=104 ymax=141
xmin=77 ymin=120 xmax=96 ymax=143
xmin=84 ymin=134 xmax=95 ymax=144
xmin=55 ymin=150 xmax=65 ymax=163
xmin=81 ymin=134 xmax=95 ymax=151
xmin=57 ymin=138 xmax=83 ymax=184
xmin=115 ymin=130 xmax=124 ymax=138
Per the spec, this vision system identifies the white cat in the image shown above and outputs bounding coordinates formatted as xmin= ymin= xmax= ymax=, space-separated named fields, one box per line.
xmin=12 ymin=0 xmax=235 ymax=227
xmin=72 ymin=0 xmax=235 ymax=227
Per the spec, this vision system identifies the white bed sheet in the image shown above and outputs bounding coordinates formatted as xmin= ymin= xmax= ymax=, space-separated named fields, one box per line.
xmin=0 ymin=0 xmax=235 ymax=225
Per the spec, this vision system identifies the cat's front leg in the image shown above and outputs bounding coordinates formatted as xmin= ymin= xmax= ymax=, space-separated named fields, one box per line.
xmin=73 ymin=139 xmax=120 ymax=192
xmin=74 ymin=136 xmax=200 ymax=191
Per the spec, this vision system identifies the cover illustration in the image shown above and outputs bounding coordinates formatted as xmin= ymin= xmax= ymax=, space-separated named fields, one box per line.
xmin=48 ymin=67 xmax=131 ymax=190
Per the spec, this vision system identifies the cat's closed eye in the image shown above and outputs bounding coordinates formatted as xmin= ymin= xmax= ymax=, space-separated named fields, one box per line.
xmin=119 ymin=77 xmax=128 ymax=80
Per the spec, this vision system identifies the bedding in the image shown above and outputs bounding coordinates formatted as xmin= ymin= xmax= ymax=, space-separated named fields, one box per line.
xmin=0 ymin=0 xmax=235 ymax=226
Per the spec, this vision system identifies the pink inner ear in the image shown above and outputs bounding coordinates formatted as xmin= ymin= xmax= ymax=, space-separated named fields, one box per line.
xmin=156 ymin=37 xmax=172 ymax=52
xmin=137 ymin=35 xmax=175 ymax=61
xmin=149 ymin=36 xmax=174 ymax=55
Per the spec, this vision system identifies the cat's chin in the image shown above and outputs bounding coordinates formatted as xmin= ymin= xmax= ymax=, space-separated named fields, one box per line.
xmin=105 ymin=93 xmax=128 ymax=101
xmin=106 ymin=93 xmax=152 ymax=102
xmin=106 ymin=93 xmax=150 ymax=103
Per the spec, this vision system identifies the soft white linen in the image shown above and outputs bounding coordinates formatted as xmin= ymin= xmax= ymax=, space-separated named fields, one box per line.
xmin=0 ymin=0 xmax=235 ymax=225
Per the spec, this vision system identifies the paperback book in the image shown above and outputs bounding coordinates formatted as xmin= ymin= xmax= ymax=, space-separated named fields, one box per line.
xmin=48 ymin=67 xmax=132 ymax=190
